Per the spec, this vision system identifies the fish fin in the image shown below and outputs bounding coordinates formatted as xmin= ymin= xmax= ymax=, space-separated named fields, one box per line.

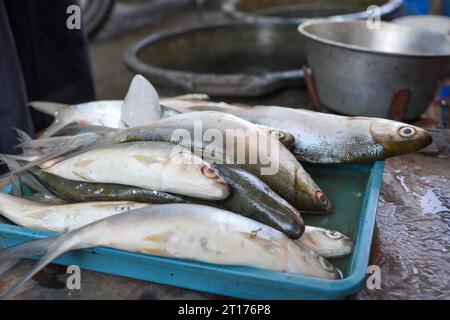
xmin=0 ymin=155 xmax=23 ymax=196
xmin=12 ymin=128 xmax=32 ymax=144
xmin=28 ymin=101 xmax=70 ymax=116
xmin=122 ymin=75 xmax=161 ymax=126
xmin=15 ymin=135 xmax=87 ymax=150
xmin=0 ymin=155 xmax=54 ymax=196
xmin=0 ymin=237 xmax=57 ymax=275
xmin=0 ymin=235 xmax=79 ymax=299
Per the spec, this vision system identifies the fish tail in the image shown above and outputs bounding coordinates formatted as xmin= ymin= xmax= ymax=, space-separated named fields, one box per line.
xmin=0 ymin=154 xmax=53 ymax=196
xmin=28 ymin=101 xmax=70 ymax=116
xmin=12 ymin=128 xmax=32 ymax=144
xmin=0 ymin=234 xmax=80 ymax=299
xmin=0 ymin=133 xmax=103 ymax=179
xmin=0 ymin=155 xmax=23 ymax=197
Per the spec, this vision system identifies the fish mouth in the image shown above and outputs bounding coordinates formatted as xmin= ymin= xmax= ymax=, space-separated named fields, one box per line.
xmin=285 ymin=220 xmax=305 ymax=240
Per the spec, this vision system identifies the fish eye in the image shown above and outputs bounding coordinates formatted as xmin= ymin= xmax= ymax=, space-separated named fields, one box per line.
xmin=325 ymin=230 xmax=344 ymax=240
xmin=314 ymin=191 xmax=329 ymax=206
xmin=398 ymin=126 xmax=417 ymax=138
xmin=201 ymin=165 xmax=219 ymax=179
xmin=319 ymin=257 xmax=335 ymax=272
xmin=270 ymin=130 xmax=284 ymax=140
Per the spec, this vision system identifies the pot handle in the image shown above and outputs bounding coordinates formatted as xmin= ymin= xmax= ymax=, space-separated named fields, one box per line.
xmin=302 ymin=66 xmax=328 ymax=113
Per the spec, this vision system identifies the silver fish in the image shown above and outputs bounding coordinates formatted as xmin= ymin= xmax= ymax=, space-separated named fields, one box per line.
xmin=160 ymin=102 xmax=433 ymax=164
xmin=0 ymin=192 xmax=150 ymax=233
xmin=0 ymin=204 xmax=339 ymax=297
xmin=10 ymin=111 xmax=331 ymax=214
xmin=41 ymin=142 xmax=230 ymax=201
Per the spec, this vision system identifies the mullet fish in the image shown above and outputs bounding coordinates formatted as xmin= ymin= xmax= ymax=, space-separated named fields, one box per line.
xmin=0 ymin=192 xmax=350 ymax=258
xmin=0 ymin=192 xmax=150 ymax=233
xmin=160 ymin=102 xmax=433 ymax=164
xmin=38 ymin=142 xmax=230 ymax=201
xmin=0 ymin=204 xmax=339 ymax=298
xmin=2 ymin=155 xmax=305 ymax=238
xmin=10 ymin=112 xmax=331 ymax=214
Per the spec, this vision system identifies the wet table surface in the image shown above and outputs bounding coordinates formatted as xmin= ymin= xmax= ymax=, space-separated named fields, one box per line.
xmin=1 ymin=1 xmax=449 ymax=300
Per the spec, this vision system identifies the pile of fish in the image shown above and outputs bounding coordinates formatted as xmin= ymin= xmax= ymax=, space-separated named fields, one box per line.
xmin=0 ymin=76 xmax=432 ymax=297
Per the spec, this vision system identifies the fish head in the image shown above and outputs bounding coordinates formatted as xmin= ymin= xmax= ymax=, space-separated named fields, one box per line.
xmin=302 ymin=227 xmax=354 ymax=259
xmin=370 ymin=120 xmax=433 ymax=158
xmin=166 ymin=149 xmax=230 ymax=200
xmin=295 ymin=168 xmax=332 ymax=214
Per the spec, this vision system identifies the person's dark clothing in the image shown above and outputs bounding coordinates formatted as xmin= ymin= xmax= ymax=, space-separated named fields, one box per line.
xmin=0 ymin=0 xmax=95 ymax=155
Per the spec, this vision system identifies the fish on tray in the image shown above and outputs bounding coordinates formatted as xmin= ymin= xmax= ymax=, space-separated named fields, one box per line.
xmin=9 ymin=111 xmax=332 ymax=215
xmin=2 ymin=154 xmax=305 ymax=239
xmin=14 ymin=142 xmax=230 ymax=201
xmin=160 ymin=101 xmax=433 ymax=164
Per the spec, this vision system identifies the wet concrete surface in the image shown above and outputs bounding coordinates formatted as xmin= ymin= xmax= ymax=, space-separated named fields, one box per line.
xmin=0 ymin=1 xmax=449 ymax=299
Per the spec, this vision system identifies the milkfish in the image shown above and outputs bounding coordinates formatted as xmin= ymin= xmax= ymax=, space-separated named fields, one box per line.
xmin=0 ymin=191 xmax=350 ymax=258
xmin=48 ymin=122 xmax=296 ymax=150
xmin=0 ymin=192 xmax=150 ymax=233
xmin=0 ymin=204 xmax=339 ymax=298
xmin=160 ymin=102 xmax=433 ymax=164
xmin=9 ymin=112 xmax=331 ymax=214
xmin=18 ymin=160 xmax=305 ymax=238
xmin=37 ymin=142 xmax=230 ymax=201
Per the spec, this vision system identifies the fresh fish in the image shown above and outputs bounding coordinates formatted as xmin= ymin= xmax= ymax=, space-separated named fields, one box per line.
xmin=31 ymin=165 xmax=304 ymax=238
xmin=0 ymin=204 xmax=339 ymax=297
xmin=160 ymin=103 xmax=433 ymax=164
xmin=215 ymin=165 xmax=304 ymax=238
xmin=40 ymin=142 xmax=230 ymax=201
xmin=0 ymin=192 xmax=150 ymax=233
xmin=297 ymin=226 xmax=354 ymax=259
xmin=50 ymin=122 xmax=296 ymax=149
xmin=9 ymin=111 xmax=331 ymax=214
xmin=29 ymin=100 xmax=123 ymax=137
xmin=1 ymin=155 xmax=303 ymax=238
xmin=32 ymin=170 xmax=193 ymax=205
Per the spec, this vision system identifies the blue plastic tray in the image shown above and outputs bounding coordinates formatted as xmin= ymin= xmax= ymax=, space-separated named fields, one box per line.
xmin=0 ymin=161 xmax=384 ymax=299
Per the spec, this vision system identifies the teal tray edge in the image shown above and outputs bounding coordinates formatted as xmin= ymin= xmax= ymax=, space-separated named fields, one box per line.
xmin=0 ymin=161 xmax=385 ymax=300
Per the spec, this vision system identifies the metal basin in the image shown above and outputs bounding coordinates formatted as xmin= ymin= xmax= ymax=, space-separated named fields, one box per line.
xmin=223 ymin=0 xmax=403 ymax=24
xmin=124 ymin=21 xmax=305 ymax=97
xmin=393 ymin=15 xmax=450 ymax=37
xmin=298 ymin=21 xmax=450 ymax=120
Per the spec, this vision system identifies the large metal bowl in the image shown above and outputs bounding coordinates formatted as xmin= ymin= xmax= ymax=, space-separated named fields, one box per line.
xmin=298 ymin=20 xmax=450 ymax=120
xmin=393 ymin=15 xmax=450 ymax=37
xmin=223 ymin=0 xmax=403 ymax=24
xmin=124 ymin=21 xmax=306 ymax=97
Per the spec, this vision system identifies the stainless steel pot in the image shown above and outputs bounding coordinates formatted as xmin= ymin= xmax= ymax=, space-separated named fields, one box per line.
xmin=124 ymin=21 xmax=306 ymax=97
xmin=223 ymin=0 xmax=403 ymax=24
xmin=298 ymin=20 xmax=450 ymax=120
